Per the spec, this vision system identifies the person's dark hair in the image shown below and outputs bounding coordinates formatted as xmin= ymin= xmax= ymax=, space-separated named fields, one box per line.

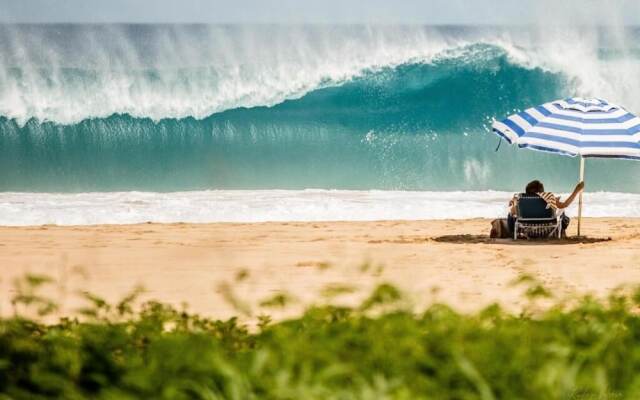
xmin=525 ymin=180 xmax=544 ymax=194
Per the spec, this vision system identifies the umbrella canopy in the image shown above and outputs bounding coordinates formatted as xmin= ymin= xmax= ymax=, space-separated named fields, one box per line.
xmin=491 ymin=97 xmax=640 ymax=236
xmin=492 ymin=97 xmax=640 ymax=159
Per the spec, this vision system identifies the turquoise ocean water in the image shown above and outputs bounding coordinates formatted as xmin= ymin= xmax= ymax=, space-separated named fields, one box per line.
xmin=1 ymin=25 xmax=640 ymax=224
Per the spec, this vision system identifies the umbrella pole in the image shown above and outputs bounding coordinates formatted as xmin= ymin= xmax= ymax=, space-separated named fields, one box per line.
xmin=577 ymin=156 xmax=585 ymax=237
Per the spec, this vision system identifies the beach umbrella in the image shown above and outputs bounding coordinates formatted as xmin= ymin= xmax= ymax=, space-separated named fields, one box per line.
xmin=492 ymin=97 xmax=640 ymax=236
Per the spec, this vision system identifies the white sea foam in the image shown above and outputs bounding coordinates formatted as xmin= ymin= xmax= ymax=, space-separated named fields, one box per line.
xmin=0 ymin=25 xmax=638 ymax=125
xmin=1 ymin=190 xmax=639 ymax=226
xmin=0 ymin=26 xmax=458 ymax=125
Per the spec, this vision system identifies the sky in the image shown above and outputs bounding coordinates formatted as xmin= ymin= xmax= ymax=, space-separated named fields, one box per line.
xmin=1 ymin=0 xmax=639 ymax=24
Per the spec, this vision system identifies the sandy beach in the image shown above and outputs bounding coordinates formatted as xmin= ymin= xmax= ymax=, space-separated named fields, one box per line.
xmin=2 ymin=218 xmax=639 ymax=320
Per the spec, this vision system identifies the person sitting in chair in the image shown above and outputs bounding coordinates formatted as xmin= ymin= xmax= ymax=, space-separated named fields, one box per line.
xmin=507 ymin=180 xmax=584 ymax=236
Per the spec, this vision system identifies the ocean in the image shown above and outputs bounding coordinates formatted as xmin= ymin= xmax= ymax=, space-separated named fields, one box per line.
xmin=1 ymin=24 xmax=639 ymax=224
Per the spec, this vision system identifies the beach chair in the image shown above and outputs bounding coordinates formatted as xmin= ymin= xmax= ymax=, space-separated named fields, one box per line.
xmin=513 ymin=194 xmax=562 ymax=240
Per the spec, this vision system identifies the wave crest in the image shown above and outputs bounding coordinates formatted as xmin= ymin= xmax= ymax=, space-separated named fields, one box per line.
xmin=1 ymin=25 xmax=638 ymax=125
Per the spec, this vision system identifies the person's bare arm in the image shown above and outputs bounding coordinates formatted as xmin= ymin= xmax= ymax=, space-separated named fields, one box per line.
xmin=508 ymin=195 xmax=517 ymax=215
xmin=556 ymin=181 xmax=585 ymax=209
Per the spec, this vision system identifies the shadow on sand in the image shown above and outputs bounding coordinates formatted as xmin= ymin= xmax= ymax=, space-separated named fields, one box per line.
xmin=433 ymin=235 xmax=612 ymax=245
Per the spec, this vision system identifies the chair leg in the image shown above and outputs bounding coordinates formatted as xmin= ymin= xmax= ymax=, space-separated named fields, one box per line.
xmin=557 ymin=223 xmax=562 ymax=239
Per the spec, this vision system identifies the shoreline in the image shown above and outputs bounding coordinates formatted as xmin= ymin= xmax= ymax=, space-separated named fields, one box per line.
xmin=2 ymin=218 xmax=638 ymax=321
xmin=3 ymin=190 xmax=640 ymax=226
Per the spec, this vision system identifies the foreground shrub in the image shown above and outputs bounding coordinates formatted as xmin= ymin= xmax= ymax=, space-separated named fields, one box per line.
xmin=1 ymin=276 xmax=640 ymax=399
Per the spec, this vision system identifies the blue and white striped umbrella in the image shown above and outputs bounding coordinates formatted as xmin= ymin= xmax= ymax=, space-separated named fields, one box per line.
xmin=492 ymin=97 xmax=640 ymax=159
xmin=491 ymin=97 xmax=640 ymax=236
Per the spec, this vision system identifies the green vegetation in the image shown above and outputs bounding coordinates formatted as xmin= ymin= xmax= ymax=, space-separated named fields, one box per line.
xmin=1 ymin=274 xmax=639 ymax=399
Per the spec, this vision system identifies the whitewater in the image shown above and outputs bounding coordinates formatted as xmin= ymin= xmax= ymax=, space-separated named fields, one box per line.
xmin=2 ymin=190 xmax=640 ymax=226
xmin=1 ymin=24 xmax=640 ymax=224
xmin=1 ymin=25 xmax=639 ymax=125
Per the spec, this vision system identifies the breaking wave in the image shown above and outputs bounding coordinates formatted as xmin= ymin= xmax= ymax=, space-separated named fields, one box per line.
xmin=1 ymin=25 xmax=639 ymax=192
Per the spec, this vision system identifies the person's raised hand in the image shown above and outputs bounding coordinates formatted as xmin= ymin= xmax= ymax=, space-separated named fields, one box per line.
xmin=576 ymin=181 xmax=585 ymax=192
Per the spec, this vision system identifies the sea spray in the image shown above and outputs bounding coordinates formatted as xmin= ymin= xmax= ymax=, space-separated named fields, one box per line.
xmin=1 ymin=25 xmax=639 ymax=124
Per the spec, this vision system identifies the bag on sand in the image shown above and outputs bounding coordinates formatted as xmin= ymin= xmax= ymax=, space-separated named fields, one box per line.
xmin=490 ymin=218 xmax=511 ymax=239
